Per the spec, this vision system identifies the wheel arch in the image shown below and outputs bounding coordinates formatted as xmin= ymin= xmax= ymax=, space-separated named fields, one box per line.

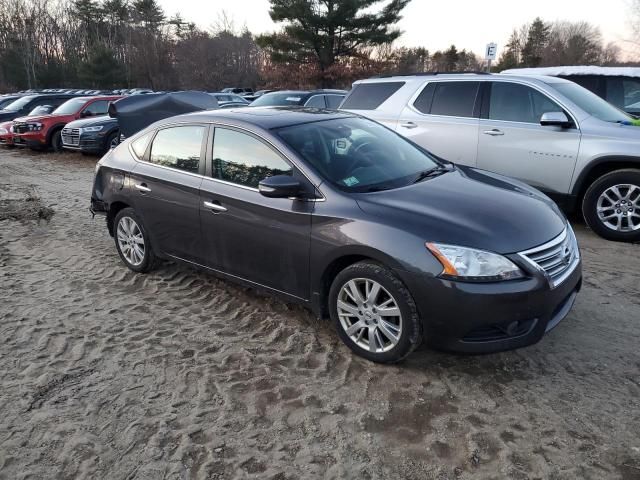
xmin=572 ymin=156 xmax=640 ymax=204
xmin=45 ymin=123 xmax=67 ymax=145
xmin=106 ymin=200 xmax=131 ymax=236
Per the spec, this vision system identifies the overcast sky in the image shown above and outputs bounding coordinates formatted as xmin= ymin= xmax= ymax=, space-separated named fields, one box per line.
xmin=157 ymin=0 xmax=636 ymax=58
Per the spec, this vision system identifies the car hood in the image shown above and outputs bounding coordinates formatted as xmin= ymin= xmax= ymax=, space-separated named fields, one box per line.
xmin=0 ymin=110 xmax=21 ymax=122
xmin=13 ymin=113 xmax=70 ymax=124
xmin=65 ymin=115 xmax=117 ymax=129
xmin=355 ymin=166 xmax=566 ymax=254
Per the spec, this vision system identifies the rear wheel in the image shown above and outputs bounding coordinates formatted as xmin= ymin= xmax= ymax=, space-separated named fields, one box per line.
xmin=582 ymin=169 xmax=640 ymax=242
xmin=114 ymin=208 xmax=156 ymax=273
xmin=329 ymin=261 xmax=422 ymax=363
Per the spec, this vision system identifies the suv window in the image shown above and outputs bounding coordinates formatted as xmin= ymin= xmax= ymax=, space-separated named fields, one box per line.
xmin=305 ymin=95 xmax=326 ymax=108
xmin=489 ymin=82 xmax=562 ymax=123
xmin=149 ymin=125 xmax=205 ymax=173
xmin=604 ymin=77 xmax=640 ymax=111
xmin=212 ymin=128 xmax=292 ymax=188
xmin=427 ymin=82 xmax=480 ymax=117
xmin=341 ymin=82 xmax=405 ymax=110
xmin=83 ymin=100 xmax=109 ymax=116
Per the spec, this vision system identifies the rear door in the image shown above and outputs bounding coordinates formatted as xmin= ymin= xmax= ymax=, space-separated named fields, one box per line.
xmin=129 ymin=124 xmax=208 ymax=263
xmin=199 ymin=126 xmax=313 ymax=299
xmin=395 ymin=81 xmax=481 ymax=165
xmin=476 ymin=81 xmax=581 ymax=194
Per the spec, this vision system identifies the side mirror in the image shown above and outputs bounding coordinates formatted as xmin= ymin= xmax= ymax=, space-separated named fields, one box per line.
xmin=259 ymin=175 xmax=302 ymax=198
xmin=80 ymin=110 xmax=92 ymax=118
xmin=540 ymin=112 xmax=571 ymax=128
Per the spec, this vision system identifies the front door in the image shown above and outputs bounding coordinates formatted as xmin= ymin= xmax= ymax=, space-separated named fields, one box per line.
xmin=199 ymin=126 xmax=312 ymax=300
xmin=129 ymin=124 xmax=207 ymax=262
xmin=476 ymin=81 xmax=581 ymax=194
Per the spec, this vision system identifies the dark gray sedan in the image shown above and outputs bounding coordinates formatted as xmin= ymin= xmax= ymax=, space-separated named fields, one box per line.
xmin=90 ymin=107 xmax=582 ymax=363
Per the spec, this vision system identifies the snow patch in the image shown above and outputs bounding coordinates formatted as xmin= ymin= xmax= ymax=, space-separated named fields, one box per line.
xmin=501 ymin=66 xmax=640 ymax=78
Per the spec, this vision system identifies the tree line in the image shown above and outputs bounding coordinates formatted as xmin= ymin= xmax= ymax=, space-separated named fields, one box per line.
xmin=0 ymin=0 xmax=637 ymax=93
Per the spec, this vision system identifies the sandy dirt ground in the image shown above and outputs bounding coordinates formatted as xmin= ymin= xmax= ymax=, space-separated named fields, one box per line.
xmin=0 ymin=148 xmax=639 ymax=480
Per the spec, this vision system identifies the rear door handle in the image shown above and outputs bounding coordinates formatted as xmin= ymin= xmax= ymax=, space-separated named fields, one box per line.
xmin=203 ymin=201 xmax=227 ymax=213
xmin=483 ymin=129 xmax=504 ymax=136
xmin=400 ymin=121 xmax=418 ymax=129
xmin=134 ymin=183 xmax=151 ymax=193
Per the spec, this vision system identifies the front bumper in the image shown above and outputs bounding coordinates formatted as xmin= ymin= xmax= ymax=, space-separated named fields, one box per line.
xmin=400 ymin=259 xmax=582 ymax=353
xmin=0 ymin=134 xmax=14 ymax=146
xmin=63 ymin=133 xmax=106 ymax=154
xmin=13 ymin=132 xmax=46 ymax=148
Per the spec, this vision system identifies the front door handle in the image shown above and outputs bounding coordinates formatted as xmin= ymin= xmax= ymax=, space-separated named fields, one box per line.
xmin=134 ymin=183 xmax=151 ymax=193
xmin=400 ymin=121 xmax=418 ymax=129
xmin=203 ymin=201 xmax=227 ymax=213
xmin=483 ymin=129 xmax=504 ymax=136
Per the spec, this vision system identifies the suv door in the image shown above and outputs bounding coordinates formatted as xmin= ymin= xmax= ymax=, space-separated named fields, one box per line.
xmin=396 ymin=81 xmax=481 ymax=165
xmin=199 ymin=126 xmax=313 ymax=300
xmin=129 ymin=124 xmax=207 ymax=262
xmin=476 ymin=81 xmax=581 ymax=194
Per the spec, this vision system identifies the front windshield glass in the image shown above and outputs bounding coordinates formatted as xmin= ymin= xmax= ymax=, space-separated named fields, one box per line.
xmin=52 ymin=98 xmax=86 ymax=115
xmin=2 ymin=95 xmax=36 ymax=111
xmin=28 ymin=105 xmax=53 ymax=116
xmin=276 ymin=117 xmax=441 ymax=192
xmin=251 ymin=93 xmax=305 ymax=107
xmin=553 ymin=83 xmax=632 ymax=123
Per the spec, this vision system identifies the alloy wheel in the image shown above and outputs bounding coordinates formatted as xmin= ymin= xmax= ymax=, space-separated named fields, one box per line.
xmin=116 ymin=216 xmax=145 ymax=266
xmin=336 ymin=278 xmax=402 ymax=353
xmin=596 ymin=184 xmax=640 ymax=232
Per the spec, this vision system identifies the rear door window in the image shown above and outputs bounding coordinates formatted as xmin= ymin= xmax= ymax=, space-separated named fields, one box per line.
xmin=326 ymin=94 xmax=345 ymax=109
xmin=341 ymin=82 xmax=405 ymax=110
xmin=148 ymin=125 xmax=205 ymax=174
xmin=428 ymin=82 xmax=480 ymax=117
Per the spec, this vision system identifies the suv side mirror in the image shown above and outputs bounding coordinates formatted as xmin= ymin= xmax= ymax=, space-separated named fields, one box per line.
xmin=80 ymin=110 xmax=92 ymax=118
xmin=540 ymin=112 xmax=571 ymax=128
xmin=259 ymin=175 xmax=302 ymax=198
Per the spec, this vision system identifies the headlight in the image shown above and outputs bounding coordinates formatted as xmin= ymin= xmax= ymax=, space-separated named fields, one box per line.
xmin=0 ymin=127 xmax=7 ymax=135
xmin=27 ymin=123 xmax=43 ymax=131
xmin=81 ymin=126 xmax=103 ymax=133
xmin=426 ymin=243 xmax=524 ymax=281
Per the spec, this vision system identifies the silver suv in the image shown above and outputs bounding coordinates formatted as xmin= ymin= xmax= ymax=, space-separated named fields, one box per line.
xmin=341 ymin=73 xmax=640 ymax=242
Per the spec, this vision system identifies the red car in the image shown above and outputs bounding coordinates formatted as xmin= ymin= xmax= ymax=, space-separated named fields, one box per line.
xmin=12 ymin=95 xmax=121 ymax=151
xmin=0 ymin=104 xmax=58 ymax=147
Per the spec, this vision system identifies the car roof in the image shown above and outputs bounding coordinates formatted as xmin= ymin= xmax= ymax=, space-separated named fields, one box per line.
xmin=170 ymin=106 xmax=357 ymax=130
xmin=354 ymin=73 xmax=573 ymax=86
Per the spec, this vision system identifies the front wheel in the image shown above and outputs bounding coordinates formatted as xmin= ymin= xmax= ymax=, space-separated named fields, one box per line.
xmin=329 ymin=261 xmax=423 ymax=363
xmin=582 ymin=169 xmax=640 ymax=242
xmin=113 ymin=208 xmax=156 ymax=272
xmin=51 ymin=130 xmax=63 ymax=152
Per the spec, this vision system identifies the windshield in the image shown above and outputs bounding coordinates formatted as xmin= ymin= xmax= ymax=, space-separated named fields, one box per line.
xmin=553 ymin=83 xmax=632 ymax=123
xmin=52 ymin=98 xmax=87 ymax=115
xmin=276 ymin=117 xmax=441 ymax=192
xmin=0 ymin=97 xmax=18 ymax=109
xmin=28 ymin=105 xmax=53 ymax=116
xmin=251 ymin=93 xmax=306 ymax=107
xmin=2 ymin=95 xmax=37 ymax=112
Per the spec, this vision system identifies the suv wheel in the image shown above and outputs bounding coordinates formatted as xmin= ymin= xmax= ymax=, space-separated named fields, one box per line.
xmin=583 ymin=169 xmax=640 ymax=242
xmin=114 ymin=208 xmax=156 ymax=272
xmin=329 ymin=261 xmax=422 ymax=363
xmin=51 ymin=130 xmax=63 ymax=152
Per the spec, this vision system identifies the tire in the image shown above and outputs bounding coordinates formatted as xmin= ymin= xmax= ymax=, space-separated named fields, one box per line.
xmin=51 ymin=130 xmax=63 ymax=152
xmin=104 ymin=131 xmax=119 ymax=154
xmin=329 ymin=261 xmax=423 ymax=363
xmin=582 ymin=169 xmax=640 ymax=242
xmin=113 ymin=207 xmax=156 ymax=273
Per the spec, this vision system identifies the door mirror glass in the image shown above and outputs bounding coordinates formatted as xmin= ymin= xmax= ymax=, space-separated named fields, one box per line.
xmin=80 ymin=110 xmax=92 ymax=118
xmin=540 ymin=111 xmax=571 ymax=127
xmin=259 ymin=175 xmax=302 ymax=198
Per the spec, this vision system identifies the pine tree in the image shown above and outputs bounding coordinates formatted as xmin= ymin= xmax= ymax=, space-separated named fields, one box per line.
xmin=257 ymin=0 xmax=411 ymax=87
xmin=521 ymin=17 xmax=550 ymax=67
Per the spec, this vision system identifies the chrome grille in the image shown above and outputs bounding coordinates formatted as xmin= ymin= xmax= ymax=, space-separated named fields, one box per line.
xmin=61 ymin=127 xmax=80 ymax=146
xmin=519 ymin=226 xmax=579 ymax=288
xmin=13 ymin=122 xmax=28 ymax=134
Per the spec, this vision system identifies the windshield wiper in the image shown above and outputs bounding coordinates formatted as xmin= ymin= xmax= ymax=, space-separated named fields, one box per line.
xmin=412 ymin=165 xmax=452 ymax=184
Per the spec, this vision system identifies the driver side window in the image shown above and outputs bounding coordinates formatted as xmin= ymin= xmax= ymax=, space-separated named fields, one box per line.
xmin=489 ymin=82 xmax=563 ymax=124
xmin=212 ymin=128 xmax=292 ymax=188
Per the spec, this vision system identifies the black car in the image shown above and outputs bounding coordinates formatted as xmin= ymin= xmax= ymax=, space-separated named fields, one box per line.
xmin=90 ymin=108 xmax=582 ymax=363
xmin=61 ymin=115 xmax=120 ymax=155
xmin=0 ymin=94 xmax=26 ymax=110
xmin=250 ymin=89 xmax=347 ymax=108
xmin=0 ymin=94 xmax=81 ymax=122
